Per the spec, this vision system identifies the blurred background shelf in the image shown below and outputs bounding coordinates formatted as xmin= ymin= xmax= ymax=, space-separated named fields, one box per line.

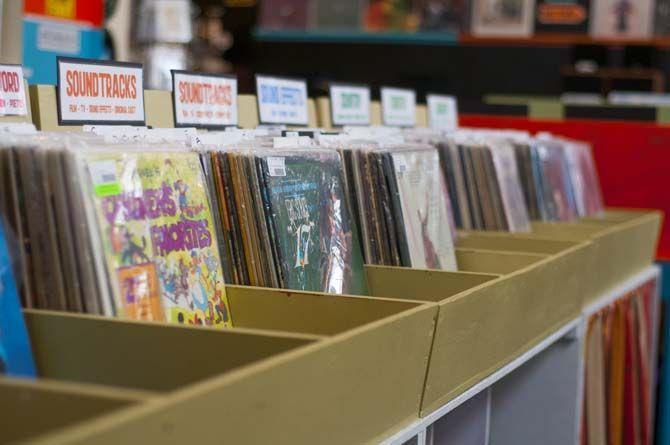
xmin=254 ymin=28 xmax=459 ymax=45
xmin=255 ymin=29 xmax=670 ymax=48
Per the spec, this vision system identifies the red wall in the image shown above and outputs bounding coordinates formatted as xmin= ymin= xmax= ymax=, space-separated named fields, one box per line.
xmin=461 ymin=114 xmax=670 ymax=259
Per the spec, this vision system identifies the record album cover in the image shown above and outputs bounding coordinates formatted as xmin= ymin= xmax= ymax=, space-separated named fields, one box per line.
xmin=83 ymin=150 xmax=232 ymax=327
xmin=389 ymin=148 xmax=457 ymax=271
xmin=655 ymin=0 xmax=670 ymax=35
xmin=590 ymin=0 xmax=655 ymax=38
xmin=0 ymin=219 xmax=36 ymax=377
xmin=259 ymin=150 xmax=366 ymax=294
xmin=471 ymin=0 xmax=536 ymax=36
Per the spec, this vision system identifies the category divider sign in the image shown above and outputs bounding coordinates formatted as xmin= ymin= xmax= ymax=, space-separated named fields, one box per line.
xmin=427 ymin=94 xmax=458 ymax=131
xmin=329 ymin=83 xmax=371 ymax=126
xmin=0 ymin=65 xmax=28 ymax=117
xmin=171 ymin=71 xmax=238 ymax=129
xmin=381 ymin=87 xmax=416 ymax=127
xmin=56 ymin=57 xmax=145 ymax=126
xmin=256 ymin=75 xmax=309 ymax=126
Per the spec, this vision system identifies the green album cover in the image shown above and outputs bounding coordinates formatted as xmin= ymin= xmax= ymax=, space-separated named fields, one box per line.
xmin=259 ymin=149 xmax=367 ymax=295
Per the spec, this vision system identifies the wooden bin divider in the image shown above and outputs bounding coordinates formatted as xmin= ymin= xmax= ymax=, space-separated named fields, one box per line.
xmin=460 ymin=209 xmax=661 ymax=305
xmin=0 ymin=376 xmax=149 ymax=445
xmin=23 ymin=302 xmax=438 ymax=445
xmin=25 ymin=309 xmax=318 ymax=393
xmin=455 ymin=248 xmax=548 ymax=275
xmin=226 ymin=285 xmax=426 ymax=337
xmin=365 ymin=239 xmax=592 ymax=415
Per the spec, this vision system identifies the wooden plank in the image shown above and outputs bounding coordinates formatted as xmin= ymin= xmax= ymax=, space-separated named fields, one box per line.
xmin=25 ymin=310 xmax=317 ymax=392
xmin=227 ymin=285 xmax=424 ymax=336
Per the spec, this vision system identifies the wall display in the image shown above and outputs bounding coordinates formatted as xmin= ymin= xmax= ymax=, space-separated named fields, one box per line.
xmin=655 ymin=0 xmax=670 ymax=35
xmin=315 ymin=0 xmax=363 ymax=28
xmin=418 ymin=0 xmax=471 ymax=33
xmin=22 ymin=18 xmax=106 ymax=84
xmin=258 ymin=0 xmax=314 ymax=30
xmin=471 ymin=0 xmax=536 ymax=36
xmin=535 ymin=0 xmax=590 ymax=33
xmin=171 ymin=71 xmax=238 ymax=129
xmin=590 ymin=0 xmax=655 ymax=38
xmin=24 ymin=0 xmax=104 ymax=26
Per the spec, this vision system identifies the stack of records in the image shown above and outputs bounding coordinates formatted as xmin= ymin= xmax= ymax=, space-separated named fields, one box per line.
xmin=322 ymin=135 xmax=458 ymax=272
xmin=515 ymin=133 xmax=604 ymax=222
xmin=200 ymin=143 xmax=368 ymax=295
xmin=437 ymin=131 xmax=531 ymax=232
xmin=0 ymin=135 xmax=233 ymax=327
xmin=400 ymin=127 xmax=604 ymax=226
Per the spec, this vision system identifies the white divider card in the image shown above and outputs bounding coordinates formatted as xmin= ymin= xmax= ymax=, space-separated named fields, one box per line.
xmin=256 ymin=75 xmax=309 ymax=125
xmin=0 ymin=65 xmax=28 ymax=116
xmin=57 ymin=57 xmax=145 ymax=125
xmin=329 ymin=83 xmax=371 ymax=126
xmin=381 ymin=87 xmax=416 ymax=127
xmin=171 ymin=71 xmax=238 ymax=128
xmin=427 ymin=94 xmax=458 ymax=131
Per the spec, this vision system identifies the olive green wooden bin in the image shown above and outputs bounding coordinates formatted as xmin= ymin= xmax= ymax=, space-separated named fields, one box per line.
xmin=0 ymin=377 xmax=149 ymax=444
xmin=15 ymin=289 xmax=437 ymax=445
xmin=366 ymin=241 xmax=592 ymax=417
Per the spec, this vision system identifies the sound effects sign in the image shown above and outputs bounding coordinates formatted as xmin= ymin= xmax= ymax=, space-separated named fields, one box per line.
xmin=256 ymin=75 xmax=308 ymax=125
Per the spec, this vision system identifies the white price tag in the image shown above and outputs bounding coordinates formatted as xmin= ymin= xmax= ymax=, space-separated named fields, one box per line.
xmin=394 ymin=157 xmax=408 ymax=174
xmin=381 ymin=87 xmax=416 ymax=127
xmin=267 ymin=156 xmax=287 ymax=177
xmin=427 ymin=94 xmax=458 ymax=131
xmin=256 ymin=75 xmax=309 ymax=126
xmin=172 ymin=71 xmax=237 ymax=128
xmin=0 ymin=65 xmax=28 ymax=117
xmin=330 ymin=84 xmax=370 ymax=126
xmin=57 ymin=57 xmax=145 ymax=125
xmin=89 ymin=160 xmax=122 ymax=197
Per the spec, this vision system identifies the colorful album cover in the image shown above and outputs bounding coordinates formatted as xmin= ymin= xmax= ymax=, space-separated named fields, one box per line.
xmin=259 ymin=150 xmax=366 ymax=294
xmin=389 ymin=148 xmax=458 ymax=271
xmin=471 ymin=0 xmax=536 ymax=36
xmin=0 ymin=219 xmax=36 ymax=377
xmin=418 ymin=0 xmax=470 ymax=33
xmin=83 ymin=150 xmax=232 ymax=327
xmin=590 ymin=0 xmax=654 ymax=38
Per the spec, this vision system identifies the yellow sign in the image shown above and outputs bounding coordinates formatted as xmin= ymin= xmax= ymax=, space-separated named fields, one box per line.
xmin=45 ymin=0 xmax=76 ymax=19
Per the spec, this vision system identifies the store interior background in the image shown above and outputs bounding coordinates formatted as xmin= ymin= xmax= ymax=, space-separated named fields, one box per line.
xmin=5 ymin=0 xmax=670 ymax=442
